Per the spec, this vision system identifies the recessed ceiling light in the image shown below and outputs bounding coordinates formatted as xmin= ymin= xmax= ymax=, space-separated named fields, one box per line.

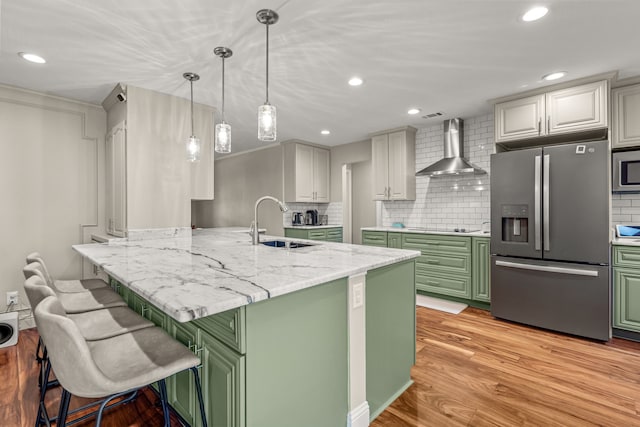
xmin=18 ymin=52 xmax=46 ymax=64
xmin=542 ymin=71 xmax=567 ymax=81
xmin=348 ymin=77 xmax=363 ymax=86
xmin=522 ymin=6 xmax=548 ymax=22
xmin=321 ymin=130 xmax=330 ymax=135
xmin=407 ymin=108 xmax=421 ymax=115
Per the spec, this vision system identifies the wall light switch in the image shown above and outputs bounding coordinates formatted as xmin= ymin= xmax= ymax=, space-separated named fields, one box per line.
xmin=353 ymin=283 xmax=363 ymax=309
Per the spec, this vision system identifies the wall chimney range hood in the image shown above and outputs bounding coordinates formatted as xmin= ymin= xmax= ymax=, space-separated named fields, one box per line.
xmin=416 ymin=118 xmax=486 ymax=177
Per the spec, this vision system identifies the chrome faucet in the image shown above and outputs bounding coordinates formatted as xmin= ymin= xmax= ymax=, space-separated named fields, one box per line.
xmin=251 ymin=196 xmax=289 ymax=245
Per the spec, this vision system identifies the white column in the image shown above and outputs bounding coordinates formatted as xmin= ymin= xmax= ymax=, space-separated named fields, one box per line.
xmin=347 ymin=273 xmax=370 ymax=427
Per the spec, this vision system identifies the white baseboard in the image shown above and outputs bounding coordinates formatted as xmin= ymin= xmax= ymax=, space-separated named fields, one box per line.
xmin=347 ymin=401 xmax=370 ymax=427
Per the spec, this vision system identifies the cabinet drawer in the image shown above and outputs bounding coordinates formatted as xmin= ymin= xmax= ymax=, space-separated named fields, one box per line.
xmin=402 ymin=233 xmax=471 ymax=254
xmin=613 ymin=245 xmax=640 ymax=267
xmin=307 ymin=230 xmax=328 ymax=240
xmin=193 ymin=307 xmax=246 ymax=354
xmin=326 ymin=228 xmax=343 ymax=242
xmin=416 ymin=252 xmax=471 ymax=276
xmin=362 ymin=231 xmax=387 ymax=247
xmin=416 ymin=272 xmax=471 ymax=299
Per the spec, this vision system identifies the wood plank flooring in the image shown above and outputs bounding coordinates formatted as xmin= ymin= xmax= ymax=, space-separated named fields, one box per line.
xmin=2 ymin=307 xmax=640 ymax=426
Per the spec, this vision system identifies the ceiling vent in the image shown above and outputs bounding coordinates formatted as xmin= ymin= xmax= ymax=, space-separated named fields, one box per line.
xmin=421 ymin=111 xmax=444 ymax=119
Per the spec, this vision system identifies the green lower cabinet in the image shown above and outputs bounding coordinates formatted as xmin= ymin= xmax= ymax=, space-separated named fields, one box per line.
xmin=285 ymin=227 xmax=343 ymax=242
xmin=471 ymin=237 xmax=491 ymax=302
xmin=387 ymin=232 xmax=402 ymax=249
xmin=167 ymin=319 xmax=200 ymax=426
xmin=362 ymin=230 xmax=387 ymax=247
xmin=614 ymin=268 xmax=640 ymax=332
xmin=200 ymin=332 xmax=245 ymax=427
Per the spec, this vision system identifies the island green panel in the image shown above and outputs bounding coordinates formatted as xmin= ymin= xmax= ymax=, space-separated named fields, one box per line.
xmin=366 ymin=260 xmax=416 ymax=421
xmin=245 ymin=278 xmax=349 ymax=427
xmin=167 ymin=319 xmax=199 ymax=426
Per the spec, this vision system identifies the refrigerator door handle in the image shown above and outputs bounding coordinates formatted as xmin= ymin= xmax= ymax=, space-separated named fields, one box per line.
xmin=495 ymin=260 xmax=599 ymax=277
xmin=543 ymin=154 xmax=550 ymax=251
xmin=534 ymin=155 xmax=542 ymax=251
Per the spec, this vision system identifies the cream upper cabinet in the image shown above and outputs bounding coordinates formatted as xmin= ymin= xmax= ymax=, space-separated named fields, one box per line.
xmin=612 ymin=83 xmax=640 ymax=149
xmin=283 ymin=142 xmax=330 ymax=203
xmin=371 ymin=127 xmax=416 ymax=201
xmin=546 ymin=81 xmax=608 ymax=135
xmin=495 ymin=80 xmax=608 ymax=143
xmin=106 ymin=120 xmax=127 ymax=237
xmin=494 ymin=95 xmax=545 ymax=141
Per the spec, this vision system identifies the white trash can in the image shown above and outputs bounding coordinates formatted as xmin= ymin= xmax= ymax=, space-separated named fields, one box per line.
xmin=0 ymin=311 xmax=19 ymax=348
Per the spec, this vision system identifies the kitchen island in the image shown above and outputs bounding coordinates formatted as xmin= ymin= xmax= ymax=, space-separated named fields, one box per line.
xmin=73 ymin=228 xmax=419 ymax=427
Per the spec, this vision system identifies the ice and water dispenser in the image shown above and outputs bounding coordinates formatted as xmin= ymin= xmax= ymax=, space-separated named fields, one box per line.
xmin=501 ymin=204 xmax=528 ymax=243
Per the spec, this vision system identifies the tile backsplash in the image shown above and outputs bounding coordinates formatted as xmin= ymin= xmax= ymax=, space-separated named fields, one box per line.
xmin=382 ymin=113 xmax=495 ymax=231
xmin=283 ymin=202 xmax=343 ymax=226
xmin=612 ymin=194 xmax=640 ymax=226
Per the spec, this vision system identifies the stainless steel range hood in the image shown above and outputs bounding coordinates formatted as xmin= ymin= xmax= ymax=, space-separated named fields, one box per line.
xmin=416 ymin=118 xmax=486 ymax=177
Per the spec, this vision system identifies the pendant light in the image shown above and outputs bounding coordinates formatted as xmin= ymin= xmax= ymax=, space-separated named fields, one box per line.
xmin=183 ymin=72 xmax=201 ymax=162
xmin=214 ymin=47 xmax=233 ymax=153
xmin=256 ymin=9 xmax=279 ymax=142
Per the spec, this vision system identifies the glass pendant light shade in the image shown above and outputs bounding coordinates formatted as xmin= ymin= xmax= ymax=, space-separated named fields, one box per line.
xmin=183 ymin=72 xmax=201 ymax=162
xmin=215 ymin=122 xmax=231 ymax=153
xmin=214 ymin=47 xmax=233 ymax=153
xmin=186 ymin=135 xmax=201 ymax=162
xmin=257 ymin=9 xmax=279 ymax=142
xmin=258 ymin=103 xmax=277 ymax=141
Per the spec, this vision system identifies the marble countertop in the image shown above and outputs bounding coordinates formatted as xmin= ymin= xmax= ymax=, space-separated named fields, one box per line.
xmin=73 ymin=228 xmax=419 ymax=322
xmin=284 ymin=225 xmax=343 ymax=229
xmin=612 ymin=238 xmax=640 ymax=247
xmin=361 ymin=226 xmax=491 ymax=238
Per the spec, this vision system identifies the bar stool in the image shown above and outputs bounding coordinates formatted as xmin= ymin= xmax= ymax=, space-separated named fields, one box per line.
xmin=34 ymin=295 xmax=208 ymax=427
xmin=25 ymin=252 xmax=108 ymax=293
xmin=24 ymin=275 xmax=155 ymax=423
xmin=23 ymin=263 xmax=126 ymax=313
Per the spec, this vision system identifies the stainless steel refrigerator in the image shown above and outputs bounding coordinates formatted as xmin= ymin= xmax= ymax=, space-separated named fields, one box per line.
xmin=490 ymin=140 xmax=610 ymax=341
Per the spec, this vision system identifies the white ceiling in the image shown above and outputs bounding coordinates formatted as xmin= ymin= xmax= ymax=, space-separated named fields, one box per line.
xmin=2 ymin=0 xmax=640 ymax=154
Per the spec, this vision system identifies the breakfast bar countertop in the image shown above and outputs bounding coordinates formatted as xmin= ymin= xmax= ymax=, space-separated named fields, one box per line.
xmin=73 ymin=228 xmax=419 ymax=323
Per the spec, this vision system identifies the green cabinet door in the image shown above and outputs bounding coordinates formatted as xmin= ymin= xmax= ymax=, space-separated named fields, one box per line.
xmin=285 ymin=227 xmax=343 ymax=242
xmin=284 ymin=228 xmax=309 ymax=240
xmin=129 ymin=292 xmax=167 ymax=329
xmin=199 ymin=332 xmax=245 ymax=427
xmin=325 ymin=228 xmax=343 ymax=242
xmin=387 ymin=232 xmax=402 ymax=249
xmin=614 ymin=268 xmax=640 ymax=333
xmin=472 ymin=237 xmax=491 ymax=302
xmin=362 ymin=230 xmax=387 ymax=247
xmin=167 ymin=319 xmax=200 ymax=426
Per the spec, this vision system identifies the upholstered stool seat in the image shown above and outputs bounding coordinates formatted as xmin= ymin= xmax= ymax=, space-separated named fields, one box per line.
xmin=25 ymin=252 xmax=109 ymax=293
xmin=35 ymin=296 xmax=207 ymax=426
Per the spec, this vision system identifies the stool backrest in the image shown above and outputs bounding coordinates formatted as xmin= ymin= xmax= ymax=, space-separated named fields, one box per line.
xmin=25 ymin=252 xmax=54 ymax=286
xmin=23 ymin=275 xmax=56 ymax=311
xmin=22 ymin=262 xmax=50 ymax=286
xmin=34 ymin=296 xmax=114 ymax=397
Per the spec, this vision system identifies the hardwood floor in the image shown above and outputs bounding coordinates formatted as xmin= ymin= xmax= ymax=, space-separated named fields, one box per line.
xmin=2 ymin=307 xmax=640 ymax=426
xmin=372 ymin=307 xmax=640 ymax=427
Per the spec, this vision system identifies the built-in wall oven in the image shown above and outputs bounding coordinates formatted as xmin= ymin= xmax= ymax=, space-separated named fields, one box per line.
xmin=613 ymin=150 xmax=640 ymax=193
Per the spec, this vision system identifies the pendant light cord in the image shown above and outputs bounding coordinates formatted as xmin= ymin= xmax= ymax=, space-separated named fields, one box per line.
xmin=222 ymin=56 xmax=226 ymax=122
xmin=190 ymin=79 xmax=195 ymax=136
xmin=265 ymin=23 xmax=269 ymax=104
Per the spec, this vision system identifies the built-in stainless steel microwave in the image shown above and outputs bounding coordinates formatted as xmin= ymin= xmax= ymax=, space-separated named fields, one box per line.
xmin=613 ymin=150 xmax=640 ymax=192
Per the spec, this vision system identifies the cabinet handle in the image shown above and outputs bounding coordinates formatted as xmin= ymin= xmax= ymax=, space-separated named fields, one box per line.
xmin=140 ymin=304 xmax=149 ymax=316
xmin=426 ymin=259 xmax=441 ymax=264
xmin=426 ymin=280 xmax=440 ymax=286
xmin=547 ymin=116 xmax=550 ymax=134
xmin=538 ymin=118 xmax=541 ymax=136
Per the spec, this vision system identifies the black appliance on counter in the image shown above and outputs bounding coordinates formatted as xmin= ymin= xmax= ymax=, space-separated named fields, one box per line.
xmin=305 ymin=210 xmax=319 ymax=225
xmin=292 ymin=212 xmax=304 ymax=225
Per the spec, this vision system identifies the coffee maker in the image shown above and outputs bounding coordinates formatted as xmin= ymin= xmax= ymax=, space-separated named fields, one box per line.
xmin=292 ymin=212 xmax=303 ymax=225
xmin=305 ymin=209 xmax=319 ymax=226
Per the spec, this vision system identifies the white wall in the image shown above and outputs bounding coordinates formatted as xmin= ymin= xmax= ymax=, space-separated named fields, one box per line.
xmin=382 ymin=114 xmax=495 ymax=230
xmin=0 ymin=85 xmax=106 ymax=327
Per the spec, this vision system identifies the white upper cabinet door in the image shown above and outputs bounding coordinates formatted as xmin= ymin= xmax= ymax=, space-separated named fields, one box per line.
xmin=371 ymin=134 xmax=390 ymax=200
xmin=495 ymin=94 xmax=546 ymax=142
xmin=388 ymin=131 xmax=409 ymax=200
xmin=313 ymin=147 xmax=330 ymax=203
xmin=612 ymin=84 xmax=640 ymax=149
xmin=546 ymin=80 xmax=608 ymax=135
xmin=294 ymin=143 xmax=315 ymax=202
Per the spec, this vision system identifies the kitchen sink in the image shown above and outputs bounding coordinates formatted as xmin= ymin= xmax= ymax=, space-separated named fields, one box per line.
xmin=261 ymin=240 xmax=315 ymax=249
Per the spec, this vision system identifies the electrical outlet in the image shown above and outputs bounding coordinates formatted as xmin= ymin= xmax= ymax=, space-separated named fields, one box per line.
xmin=6 ymin=291 xmax=18 ymax=306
